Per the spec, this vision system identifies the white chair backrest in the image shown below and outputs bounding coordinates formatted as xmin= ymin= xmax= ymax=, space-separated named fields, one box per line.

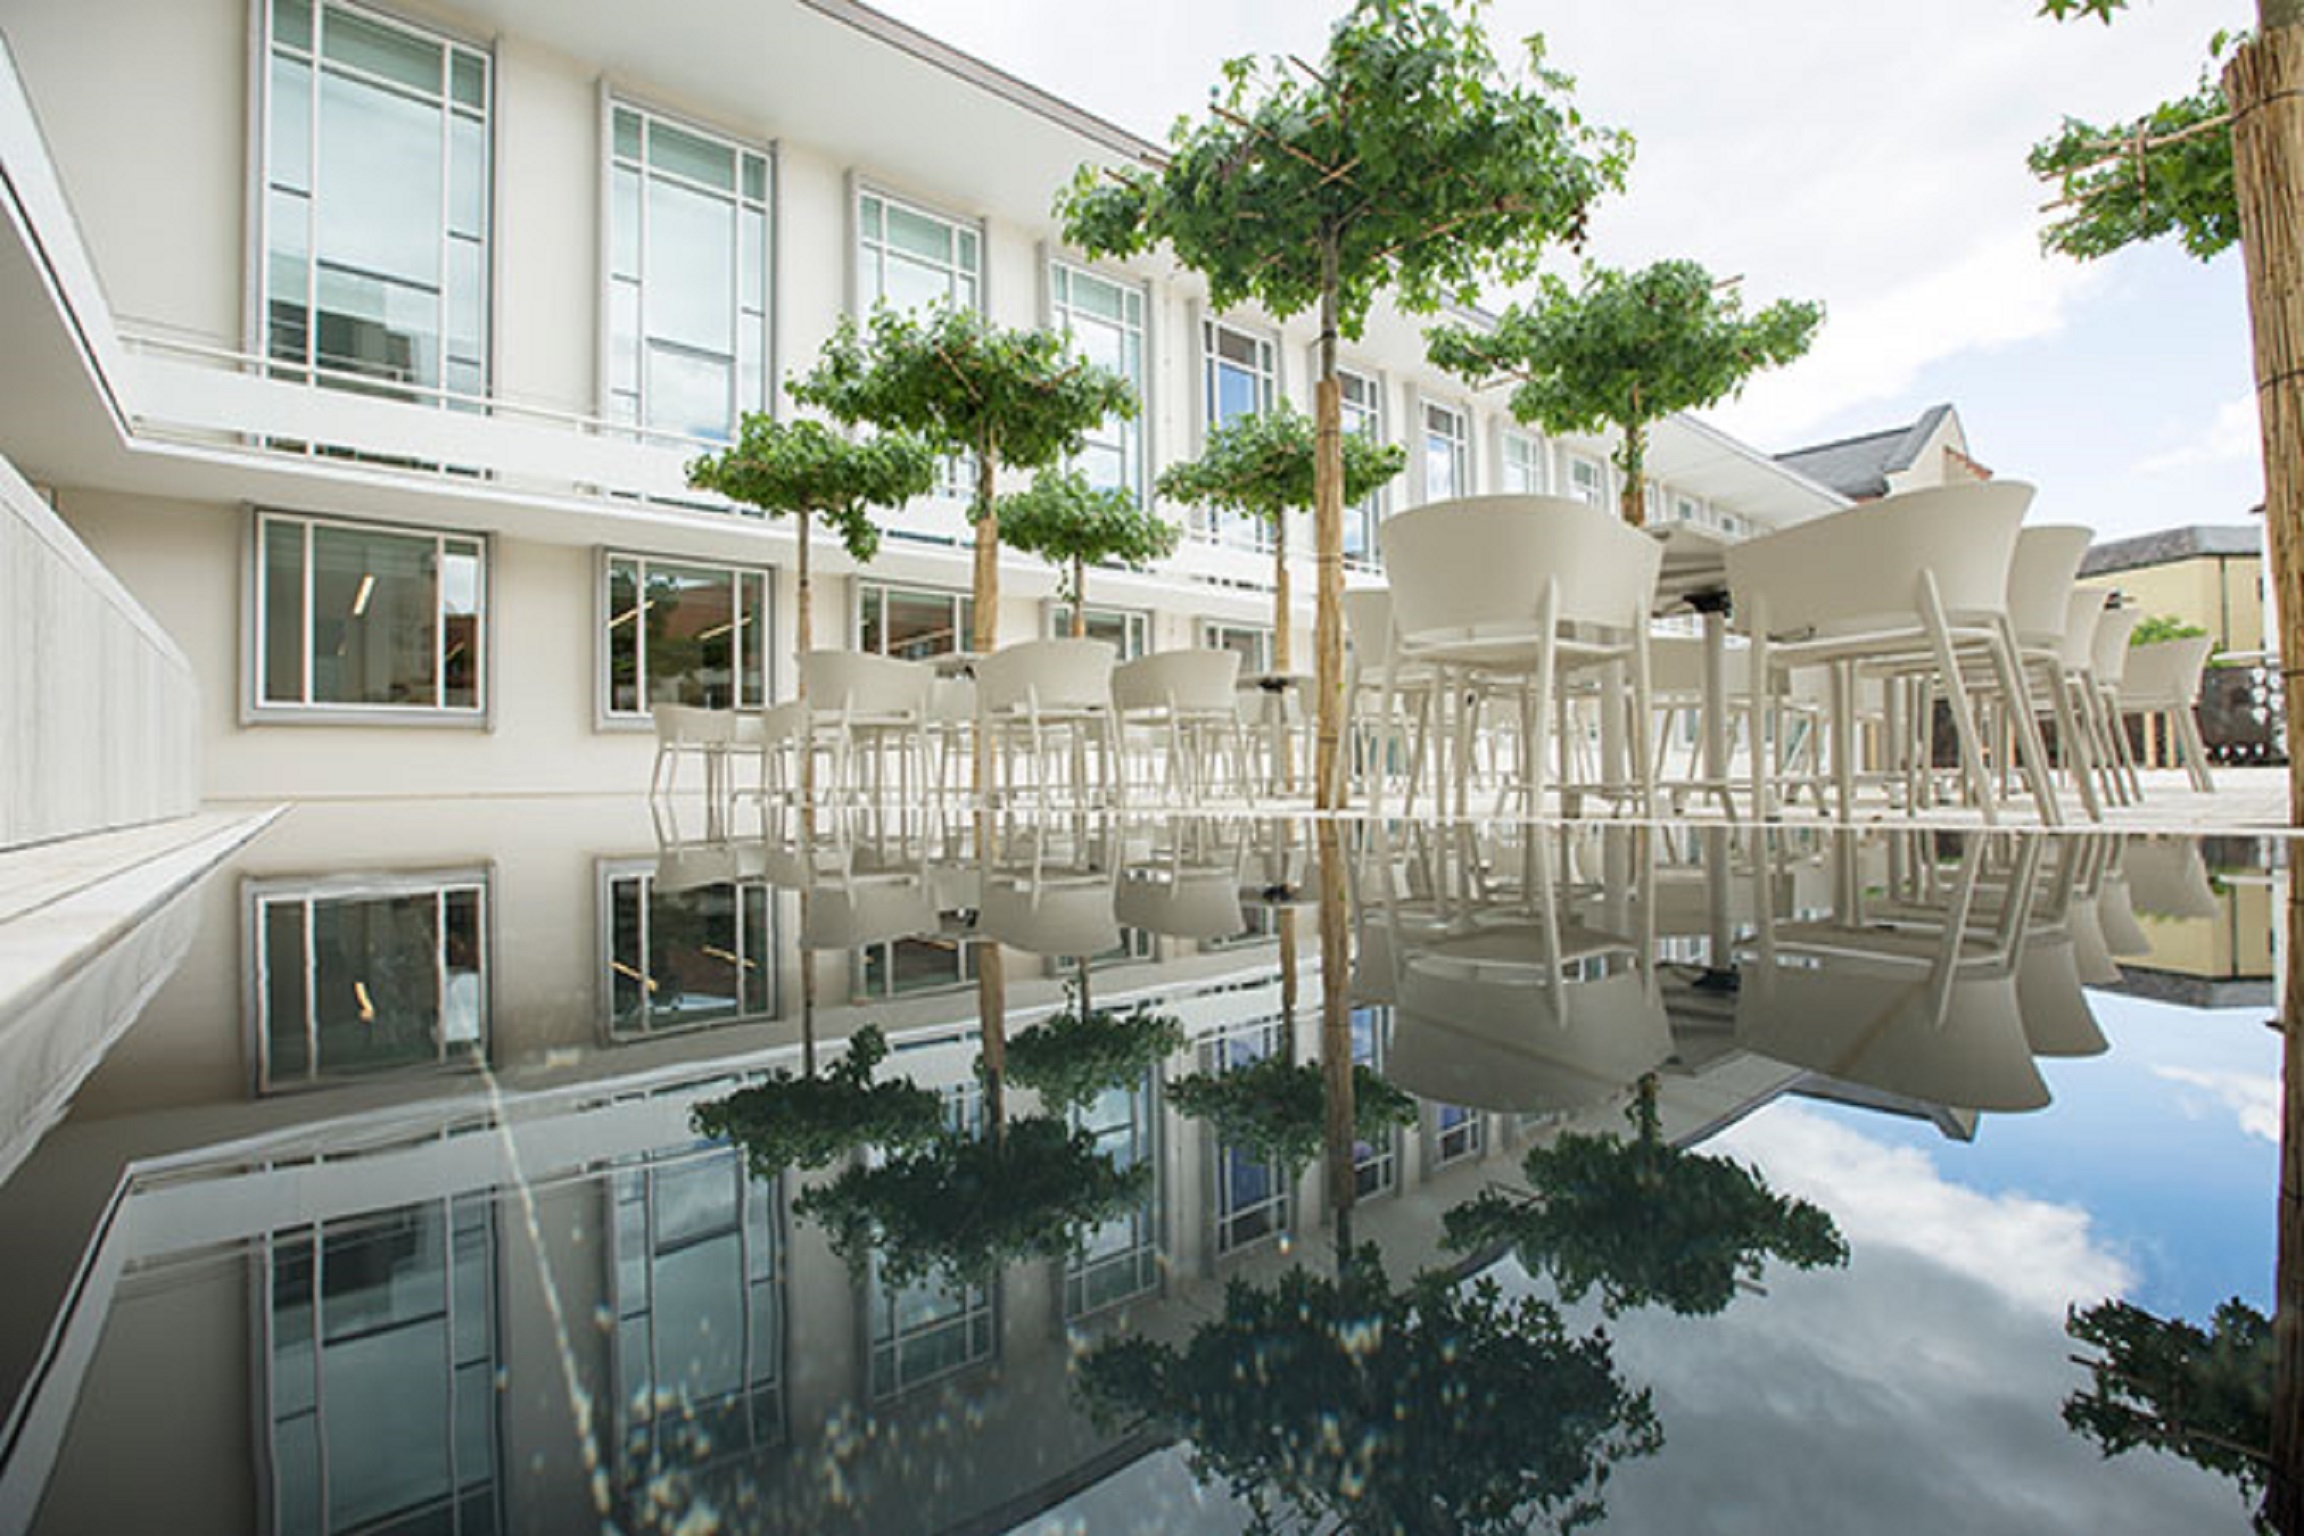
xmin=802 ymin=650 xmax=933 ymax=718
xmin=2090 ymin=605 xmax=2140 ymax=685
xmin=2006 ymin=525 xmax=2095 ymax=648
xmin=975 ymin=638 xmax=1117 ymax=715
xmin=1725 ymin=481 xmax=2034 ymax=639
xmin=928 ymin=675 xmax=976 ymax=724
xmin=1112 ymin=648 xmax=1241 ymax=714
xmin=1378 ymin=495 xmax=1662 ymax=644
xmin=653 ymin=702 xmax=734 ymax=746
xmin=2055 ymin=588 xmax=2111 ymax=672
xmin=2120 ymin=635 xmax=2214 ymax=706
xmin=1343 ymin=586 xmax=1397 ymax=669
xmin=1646 ymin=633 xmax=1761 ymax=698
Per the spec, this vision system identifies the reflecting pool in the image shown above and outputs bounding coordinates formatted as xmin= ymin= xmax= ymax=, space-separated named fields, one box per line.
xmin=0 ymin=800 xmax=2289 ymax=1534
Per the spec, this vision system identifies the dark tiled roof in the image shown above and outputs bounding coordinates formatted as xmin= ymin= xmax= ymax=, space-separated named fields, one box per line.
xmin=2079 ymin=524 xmax=2261 ymax=577
xmin=1771 ymin=404 xmax=1954 ymax=499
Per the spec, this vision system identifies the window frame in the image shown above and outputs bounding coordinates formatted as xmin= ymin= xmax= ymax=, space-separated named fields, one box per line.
xmin=601 ymin=94 xmax=773 ymax=443
xmin=1044 ymin=601 xmax=1151 ymax=659
xmin=597 ymin=856 xmax=780 ymax=1040
xmin=853 ymin=182 xmax=983 ymax=318
xmin=1199 ymin=619 xmax=1275 ymax=677
xmin=247 ymin=508 xmax=492 ymax=725
xmin=1197 ymin=318 xmax=1279 ymax=549
xmin=855 ymin=581 xmax=974 ymax=661
xmin=1566 ymin=452 xmax=1609 ymax=509
xmin=597 ymin=549 xmax=775 ymax=727
xmin=1500 ymin=427 xmax=1547 ymax=495
xmin=1337 ymin=362 xmax=1388 ymax=569
xmin=1048 ymin=257 xmax=1149 ymax=505
xmin=1419 ymin=395 xmax=1472 ymax=503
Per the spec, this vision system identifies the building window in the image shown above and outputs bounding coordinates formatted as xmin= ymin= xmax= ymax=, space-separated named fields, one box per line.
xmin=263 ymin=0 xmax=489 ymax=402
xmin=1065 ymin=1069 xmax=1163 ymax=1317
xmin=1423 ymin=400 xmax=1469 ymax=501
xmin=1502 ymin=430 xmax=1546 ymax=495
xmin=857 ymin=189 xmax=980 ymax=314
xmin=858 ymin=583 xmax=974 ymax=660
xmin=1350 ymin=1006 xmax=1397 ymax=1198
xmin=604 ymin=554 xmax=769 ymax=713
xmin=1051 ymin=262 xmax=1146 ymax=501
xmin=253 ymin=874 xmax=488 ymax=1091
xmin=869 ymin=1086 xmax=996 ymax=1397
xmin=258 ymin=511 xmax=485 ymax=715
xmin=856 ymin=936 xmax=976 ymax=999
xmin=1434 ymin=1102 xmax=1485 ymax=1167
xmin=606 ymin=103 xmax=769 ymax=442
xmin=1670 ymin=492 xmax=1703 ymax=524
xmin=1200 ymin=620 xmax=1274 ymax=677
xmin=1200 ymin=321 xmax=1276 ymax=548
xmin=1339 ymin=366 xmax=1385 ymax=566
xmin=267 ymin=1194 xmax=498 ymax=1535
xmin=1047 ymin=604 xmax=1150 ymax=659
xmin=1205 ymin=1020 xmax=1292 ymax=1255
xmin=1567 ymin=454 xmax=1608 ymax=508
xmin=605 ymin=866 xmax=775 ymax=1037
xmin=607 ymin=1149 xmax=782 ymax=1495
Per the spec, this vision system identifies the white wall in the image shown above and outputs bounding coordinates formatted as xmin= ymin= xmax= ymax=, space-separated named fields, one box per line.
xmin=1 ymin=459 xmax=199 ymax=845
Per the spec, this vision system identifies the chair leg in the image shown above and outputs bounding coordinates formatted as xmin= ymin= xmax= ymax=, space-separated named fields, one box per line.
xmin=1916 ymin=571 xmax=1997 ymax=828
xmin=2173 ymin=699 xmax=2216 ymax=792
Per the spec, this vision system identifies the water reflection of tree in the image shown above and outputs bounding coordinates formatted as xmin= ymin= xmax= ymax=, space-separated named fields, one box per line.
xmin=2063 ymin=1295 xmax=2276 ymax=1529
xmin=1078 ymin=1248 xmax=1661 ymax=1535
xmin=690 ymin=1024 xmax=943 ymax=1177
xmin=1004 ymin=1001 xmax=1185 ymax=1113
xmin=1444 ymin=1075 xmax=1847 ymax=1318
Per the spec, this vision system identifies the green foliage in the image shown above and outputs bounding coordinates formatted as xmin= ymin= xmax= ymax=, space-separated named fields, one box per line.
xmin=996 ymin=471 xmax=1179 ymax=608
xmin=1076 ymin=1249 xmax=1663 ymax=1535
xmin=2131 ymin=613 xmax=2212 ymax=646
xmin=1426 ymin=259 xmax=1820 ymax=514
xmin=2038 ymin=0 xmax=2130 ymax=23
xmin=1000 ymin=1006 xmax=1186 ymax=1114
xmin=791 ymin=306 xmax=1137 ymax=517
xmin=1442 ymin=1078 xmax=1847 ymax=1317
xmin=690 ymin=1024 xmax=945 ymax=1179
xmin=795 ymin=1114 xmax=1152 ymax=1285
xmin=1154 ymin=404 xmax=1409 ymax=524
xmin=2028 ymin=62 xmax=2239 ymax=262
xmin=687 ymin=415 xmax=937 ymax=564
xmin=1166 ymin=1057 xmax=1420 ymax=1171
xmin=2063 ymin=1296 xmax=2274 ymax=1516
xmin=1057 ymin=0 xmax=1630 ymax=343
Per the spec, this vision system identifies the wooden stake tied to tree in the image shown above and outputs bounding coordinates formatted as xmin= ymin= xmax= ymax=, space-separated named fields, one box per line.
xmin=793 ymin=307 xmax=1137 ymax=654
xmin=996 ymin=470 xmax=1180 ymax=636
xmin=1426 ymin=259 xmax=1821 ymax=527
xmin=1155 ymin=404 xmax=1406 ymax=669
xmin=1061 ymin=0 xmax=1628 ymax=805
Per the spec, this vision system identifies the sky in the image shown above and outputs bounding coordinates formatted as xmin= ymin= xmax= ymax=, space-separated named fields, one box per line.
xmin=876 ymin=0 xmax=2262 ymax=540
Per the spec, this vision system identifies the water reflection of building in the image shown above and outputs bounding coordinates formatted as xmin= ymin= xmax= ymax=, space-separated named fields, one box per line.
xmin=2091 ymin=837 xmax=2279 ymax=1010
xmin=0 ymin=809 xmax=2252 ymax=1533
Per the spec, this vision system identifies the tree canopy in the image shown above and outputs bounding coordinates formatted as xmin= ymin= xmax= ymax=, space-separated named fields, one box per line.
xmin=2028 ymin=49 xmax=2240 ymax=262
xmin=687 ymin=415 xmax=936 ymax=566
xmin=1077 ymin=1250 xmax=1662 ymax=1535
xmin=1166 ymin=1056 xmax=1419 ymax=1172
xmin=1000 ymin=1006 xmax=1186 ymax=1114
xmin=1426 ymin=260 xmax=1821 ymax=525
xmin=1442 ymin=1076 xmax=1847 ymax=1317
xmin=996 ymin=470 xmax=1179 ymax=624
xmin=690 ymin=1025 xmax=945 ymax=1179
xmin=1155 ymin=404 xmax=1408 ymax=525
xmin=2063 ymin=1295 xmax=2275 ymax=1519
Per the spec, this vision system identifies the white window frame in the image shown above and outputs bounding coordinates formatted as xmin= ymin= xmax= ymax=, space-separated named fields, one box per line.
xmin=598 ymin=550 xmax=774 ymax=725
xmin=856 ymin=581 xmax=975 ymax=660
xmin=1566 ymin=452 xmax=1609 ymax=509
xmin=598 ymin=857 xmax=779 ymax=1039
xmin=603 ymin=96 xmax=772 ymax=442
xmin=1199 ymin=619 xmax=1275 ymax=676
xmin=1419 ymin=396 xmax=1471 ymax=503
xmin=1065 ymin=1069 xmax=1165 ymax=1318
xmin=1049 ymin=258 xmax=1149 ymax=504
xmin=854 ymin=184 xmax=982 ymax=316
xmin=1338 ymin=362 xmax=1387 ymax=569
xmin=1500 ymin=427 xmax=1547 ymax=495
xmin=1204 ymin=1017 xmax=1293 ymax=1257
xmin=1044 ymin=601 xmax=1151 ymax=659
xmin=250 ymin=508 xmax=490 ymax=723
xmin=1199 ymin=319 xmax=1279 ymax=548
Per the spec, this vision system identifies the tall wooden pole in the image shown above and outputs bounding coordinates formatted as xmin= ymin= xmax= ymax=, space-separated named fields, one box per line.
xmin=1313 ymin=231 xmax=1347 ymax=811
xmin=2226 ymin=23 xmax=2304 ymax=1529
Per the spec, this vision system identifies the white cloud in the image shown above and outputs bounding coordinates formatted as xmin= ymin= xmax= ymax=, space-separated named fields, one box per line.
xmin=2139 ymin=392 xmax=2263 ymax=475
xmin=2153 ymin=1064 xmax=2283 ymax=1143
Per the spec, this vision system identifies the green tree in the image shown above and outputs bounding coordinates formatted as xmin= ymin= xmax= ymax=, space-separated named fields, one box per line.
xmin=996 ymin=470 xmax=1179 ymax=634
xmin=1001 ymin=1005 xmax=1185 ymax=1113
xmin=1060 ymin=0 xmax=1628 ymax=806
xmin=1166 ymin=1055 xmax=1419 ymax=1173
xmin=1077 ymin=1250 xmax=1662 ymax=1535
xmin=1154 ymin=405 xmax=1407 ymax=669
xmin=792 ymin=306 xmax=1137 ymax=653
xmin=1442 ymin=1075 xmax=1847 ymax=1317
xmin=687 ymin=415 xmax=936 ymax=674
xmin=2064 ymin=1296 xmax=2276 ymax=1528
xmin=2028 ymin=48 xmax=2240 ymax=261
xmin=1426 ymin=260 xmax=1821 ymax=527
xmin=690 ymin=1025 xmax=945 ymax=1179
xmin=2131 ymin=613 xmax=2213 ymax=646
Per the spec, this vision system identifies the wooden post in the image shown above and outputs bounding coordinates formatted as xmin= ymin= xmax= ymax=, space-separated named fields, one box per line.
xmin=2226 ymin=26 xmax=2304 ymax=1528
xmin=1314 ymin=234 xmax=1347 ymax=811
xmin=1316 ymin=818 xmax=1357 ymax=1246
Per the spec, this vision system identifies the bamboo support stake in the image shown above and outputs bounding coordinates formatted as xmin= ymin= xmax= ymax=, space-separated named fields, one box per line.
xmin=2225 ymin=28 xmax=2304 ymax=1531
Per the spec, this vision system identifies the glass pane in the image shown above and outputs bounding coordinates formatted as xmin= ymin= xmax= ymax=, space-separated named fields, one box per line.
xmin=1068 ymin=269 xmax=1123 ymax=323
xmin=650 ymin=120 xmax=735 ymax=191
xmin=656 ymin=1238 xmax=745 ymax=1403
xmin=956 ymin=227 xmax=979 ymax=275
xmin=645 ymin=346 xmax=734 ymax=442
xmin=742 ymin=153 xmax=766 ymax=203
xmin=738 ymin=317 xmax=764 ymax=419
xmin=274 ymin=0 xmax=313 ymax=53
xmin=317 ymin=69 xmax=442 ymax=286
xmin=262 ymin=519 xmax=307 ymax=703
xmin=646 ymin=886 xmax=744 ymax=1025
xmin=859 ymin=194 xmax=882 ymax=241
xmin=307 ymin=893 xmax=449 ymax=1072
xmin=441 ymin=887 xmax=483 ymax=1053
xmin=654 ymin=1158 xmax=739 ymax=1248
xmin=610 ymin=879 xmax=648 ymax=1032
xmin=271 ymin=1232 xmax=317 ymax=1414
xmin=449 ymin=113 xmax=485 ymax=240
xmin=879 ymin=252 xmax=953 ymax=314
xmin=322 ymin=8 xmax=442 ymax=97
xmin=741 ymin=883 xmax=771 ymax=1016
xmin=266 ymin=189 xmax=312 ymax=367
xmin=646 ymin=178 xmax=735 ymax=352
xmin=272 ymin=1413 xmax=320 ymax=1534
xmin=313 ymin=265 xmax=440 ymax=388
xmin=739 ymin=208 xmax=765 ymax=312
xmin=309 ymin=523 xmax=437 ymax=707
xmin=613 ymin=106 xmax=642 ymax=162
xmin=642 ymin=565 xmax=737 ymax=708
xmin=270 ymin=55 xmax=311 ymax=192
xmin=882 ymin=590 xmax=962 ymax=660
xmin=885 ymin=202 xmax=950 ymax=262
xmin=611 ymin=279 xmax=640 ymax=395
xmin=263 ymin=902 xmax=311 ymax=1080
xmin=455 ymin=1360 xmax=493 ymax=1484
xmin=739 ymin=571 xmax=766 ymax=707
xmin=450 ymin=50 xmax=485 ymax=112
xmin=608 ymin=558 xmax=642 ymax=713
xmin=447 ymin=238 xmax=483 ymax=363
xmin=327 ymin=1320 xmax=451 ymax=1529
xmin=440 ymin=541 xmax=481 ymax=711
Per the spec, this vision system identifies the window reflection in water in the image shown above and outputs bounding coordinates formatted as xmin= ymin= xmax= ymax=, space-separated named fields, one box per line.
xmin=1065 ymin=1067 xmax=1164 ymax=1317
xmin=607 ymin=871 xmax=774 ymax=1037
xmin=1204 ymin=1019 xmax=1290 ymax=1256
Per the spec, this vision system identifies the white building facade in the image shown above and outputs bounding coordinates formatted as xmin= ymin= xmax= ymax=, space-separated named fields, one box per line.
xmin=0 ymin=0 xmax=1846 ymax=807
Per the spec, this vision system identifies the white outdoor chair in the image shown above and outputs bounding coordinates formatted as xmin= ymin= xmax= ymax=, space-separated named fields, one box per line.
xmin=1112 ymin=648 xmax=1247 ymax=802
xmin=1726 ymin=480 xmax=2056 ymax=825
xmin=975 ymin=638 xmax=1121 ymax=806
xmin=2089 ymin=605 xmax=2145 ymax=800
xmin=2118 ymin=635 xmax=2217 ymax=792
xmin=1995 ymin=525 xmax=2104 ymax=821
xmin=800 ymin=650 xmax=936 ymax=802
xmin=649 ymin=703 xmax=737 ymax=797
xmin=1377 ymin=495 xmax=1660 ymax=819
xmin=1333 ymin=587 xmax=1438 ymax=810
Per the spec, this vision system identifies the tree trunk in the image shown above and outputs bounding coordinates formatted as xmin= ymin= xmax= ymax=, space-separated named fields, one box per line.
xmin=1273 ymin=511 xmax=1292 ymax=672
xmin=1316 ymin=818 xmax=1356 ymax=1243
xmin=1313 ymin=231 xmax=1347 ymax=810
xmin=2227 ymin=25 xmax=2304 ymax=1528
xmin=1072 ymin=557 xmax=1087 ymax=637
xmin=1618 ymin=416 xmax=1648 ymax=528
xmin=972 ymin=443 xmax=1001 ymax=653
xmin=796 ymin=511 xmax=814 ymax=803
